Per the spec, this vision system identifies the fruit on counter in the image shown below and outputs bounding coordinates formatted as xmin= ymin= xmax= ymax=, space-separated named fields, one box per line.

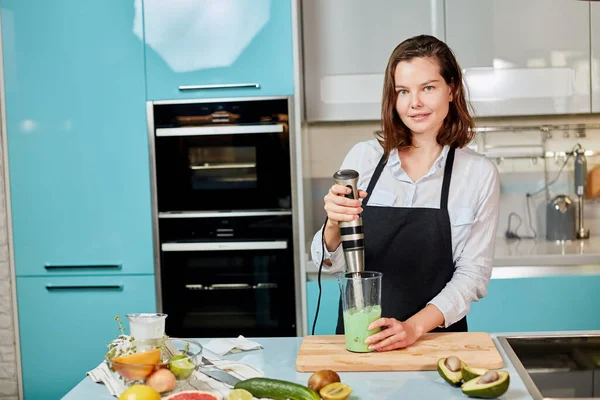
xmin=461 ymin=370 xmax=510 ymax=399
xmin=163 ymin=391 xmax=222 ymax=400
xmin=319 ymin=382 xmax=352 ymax=400
xmin=437 ymin=356 xmax=466 ymax=386
xmin=461 ymin=365 xmax=489 ymax=383
xmin=169 ymin=354 xmax=196 ymax=380
xmin=118 ymin=384 xmax=161 ymax=400
xmin=111 ymin=349 xmax=162 ymax=381
xmin=227 ymin=388 xmax=253 ymax=400
xmin=307 ymin=369 xmax=341 ymax=392
xmin=234 ymin=377 xmax=320 ymax=400
xmin=146 ymin=369 xmax=177 ymax=393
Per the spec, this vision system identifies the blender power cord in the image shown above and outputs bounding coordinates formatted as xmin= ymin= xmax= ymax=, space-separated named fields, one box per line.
xmin=312 ymin=216 xmax=328 ymax=336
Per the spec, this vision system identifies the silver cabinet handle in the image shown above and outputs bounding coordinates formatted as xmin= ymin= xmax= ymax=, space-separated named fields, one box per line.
xmin=44 ymin=264 xmax=122 ymax=270
xmin=178 ymin=83 xmax=260 ymax=91
xmin=161 ymin=241 xmax=288 ymax=252
xmin=207 ymin=284 xmax=251 ymax=290
xmin=45 ymin=284 xmax=123 ymax=291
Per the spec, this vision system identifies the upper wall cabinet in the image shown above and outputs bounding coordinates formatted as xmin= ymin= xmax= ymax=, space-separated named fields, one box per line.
xmin=142 ymin=0 xmax=294 ymax=100
xmin=593 ymin=2 xmax=600 ymax=113
xmin=2 ymin=0 xmax=154 ymax=276
xmin=446 ymin=0 xmax=591 ymax=117
xmin=302 ymin=0 xmax=445 ymax=121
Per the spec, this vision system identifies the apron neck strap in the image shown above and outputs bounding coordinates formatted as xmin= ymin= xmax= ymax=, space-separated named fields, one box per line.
xmin=440 ymin=147 xmax=456 ymax=211
xmin=362 ymin=146 xmax=457 ymax=209
xmin=362 ymin=153 xmax=387 ymax=206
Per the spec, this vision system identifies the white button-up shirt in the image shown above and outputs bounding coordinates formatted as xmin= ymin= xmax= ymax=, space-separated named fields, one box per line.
xmin=311 ymin=139 xmax=500 ymax=327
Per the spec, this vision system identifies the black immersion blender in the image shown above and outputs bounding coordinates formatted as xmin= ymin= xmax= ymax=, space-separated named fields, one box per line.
xmin=333 ymin=169 xmax=366 ymax=309
xmin=575 ymin=146 xmax=590 ymax=239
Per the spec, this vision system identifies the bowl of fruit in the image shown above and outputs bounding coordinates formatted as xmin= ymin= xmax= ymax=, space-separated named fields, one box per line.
xmin=106 ymin=336 xmax=202 ymax=394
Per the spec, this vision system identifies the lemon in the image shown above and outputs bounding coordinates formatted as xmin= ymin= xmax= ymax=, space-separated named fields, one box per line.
xmin=118 ymin=384 xmax=160 ymax=400
xmin=169 ymin=356 xmax=195 ymax=380
xmin=228 ymin=388 xmax=254 ymax=400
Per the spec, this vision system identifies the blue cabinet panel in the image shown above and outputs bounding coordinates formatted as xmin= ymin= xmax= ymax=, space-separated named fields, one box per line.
xmin=2 ymin=0 xmax=154 ymax=276
xmin=143 ymin=0 xmax=294 ymax=100
xmin=469 ymin=276 xmax=600 ymax=332
xmin=307 ymin=275 xmax=600 ymax=335
xmin=17 ymin=275 xmax=156 ymax=399
xmin=306 ymin=279 xmax=339 ymax=335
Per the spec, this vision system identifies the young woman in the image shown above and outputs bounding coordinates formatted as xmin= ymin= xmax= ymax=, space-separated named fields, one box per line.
xmin=311 ymin=35 xmax=500 ymax=351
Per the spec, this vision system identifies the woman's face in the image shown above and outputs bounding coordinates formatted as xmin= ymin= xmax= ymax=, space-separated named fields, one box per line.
xmin=394 ymin=57 xmax=453 ymax=139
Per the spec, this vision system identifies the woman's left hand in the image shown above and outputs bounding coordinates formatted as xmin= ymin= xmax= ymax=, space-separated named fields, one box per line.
xmin=364 ymin=318 xmax=421 ymax=351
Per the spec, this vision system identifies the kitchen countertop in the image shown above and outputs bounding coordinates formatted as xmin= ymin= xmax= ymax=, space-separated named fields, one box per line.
xmin=62 ymin=332 xmax=588 ymax=400
xmin=306 ymin=236 xmax=600 ymax=280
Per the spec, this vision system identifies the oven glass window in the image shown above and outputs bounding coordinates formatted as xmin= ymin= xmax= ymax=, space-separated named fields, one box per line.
xmin=188 ymin=146 xmax=257 ymax=190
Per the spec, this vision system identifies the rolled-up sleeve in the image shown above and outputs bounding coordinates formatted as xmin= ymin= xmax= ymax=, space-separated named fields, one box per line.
xmin=428 ymin=157 xmax=500 ymax=327
xmin=311 ymin=227 xmax=345 ymax=274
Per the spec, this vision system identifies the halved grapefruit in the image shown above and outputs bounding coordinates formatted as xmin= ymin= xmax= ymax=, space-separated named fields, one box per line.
xmin=164 ymin=391 xmax=221 ymax=400
xmin=111 ymin=349 xmax=162 ymax=381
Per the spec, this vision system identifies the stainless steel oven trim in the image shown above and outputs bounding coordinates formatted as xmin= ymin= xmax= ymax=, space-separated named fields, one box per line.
xmin=161 ymin=240 xmax=288 ymax=252
xmin=150 ymin=96 xmax=291 ymax=106
xmin=147 ymin=101 xmax=163 ymax=313
xmin=158 ymin=210 xmax=293 ymax=219
xmin=156 ymin=124 xmax=284 ymax=137
xmin=497 ymin=333 xmax=600 ymax=400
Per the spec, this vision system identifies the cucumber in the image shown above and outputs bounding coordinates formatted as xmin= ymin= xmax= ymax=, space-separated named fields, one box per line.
xmin=234 ymin=377 xmax=320 ymax=400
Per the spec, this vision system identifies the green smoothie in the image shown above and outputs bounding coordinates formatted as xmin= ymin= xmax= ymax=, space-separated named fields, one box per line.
xmin=342 ymin=305 xmax=382 ymax=352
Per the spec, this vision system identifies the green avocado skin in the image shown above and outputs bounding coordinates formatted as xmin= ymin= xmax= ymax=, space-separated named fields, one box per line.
xmin=437 ymin=360 xmax=462 ymax=386
xmin=461 ymin=374 xmax=510 ymax=398
xmin=461 ymin=366 xmax=488 ymax=383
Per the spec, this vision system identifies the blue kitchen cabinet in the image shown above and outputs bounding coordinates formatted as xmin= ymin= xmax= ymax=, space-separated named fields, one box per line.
xmin=17 ymin=275 xmax=156 ymax=399
xmin=2 ymin=0 xmax=154 ymax=276
xmin=469 ymin=276 xmax=600 ymax=332
xmin=306 ymin=279 xmax=340 ymax=335
xmin=143 ymin=0 xmax=294 ymax=100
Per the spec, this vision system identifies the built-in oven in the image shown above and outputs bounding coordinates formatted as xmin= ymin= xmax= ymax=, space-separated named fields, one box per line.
xmin=152 ymin=98 xmax=292 ymax=212
xmin=158 ymin=212 xmax=297 ymax=338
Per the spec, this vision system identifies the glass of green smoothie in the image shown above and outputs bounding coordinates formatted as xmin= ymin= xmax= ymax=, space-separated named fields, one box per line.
xmin=337 ymin=271 xmax=382 ymax=352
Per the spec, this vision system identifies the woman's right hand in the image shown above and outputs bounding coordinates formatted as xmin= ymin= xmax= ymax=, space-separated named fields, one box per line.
xmin=323 ymin=184 xmax=367 ymax=225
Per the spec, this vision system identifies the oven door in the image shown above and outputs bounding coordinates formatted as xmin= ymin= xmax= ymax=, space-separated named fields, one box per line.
xmin=160 ymin=239 xmax=296 ymax=338
xmin=154 ymin=124 xmax=292 ymax=212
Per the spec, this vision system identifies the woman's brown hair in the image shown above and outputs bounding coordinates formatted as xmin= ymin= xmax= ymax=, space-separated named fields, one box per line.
xmin=379 ymin=34 xmax=474 ymax=155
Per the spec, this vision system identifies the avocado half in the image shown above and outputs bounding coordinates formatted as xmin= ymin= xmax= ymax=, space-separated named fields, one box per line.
xmin=461 ymin=371 xmax=510 ymax=399
xmin=461 ymin=365 xmax=489 ymax=382
xmin=437 ymin=357 xmax=465 ymax=386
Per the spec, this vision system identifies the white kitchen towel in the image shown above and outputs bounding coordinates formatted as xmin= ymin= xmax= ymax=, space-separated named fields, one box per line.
xmin=202 ymin=335 xmax=263 ymax=356
xmin=87 ymin=355 xmax=264 ymax=398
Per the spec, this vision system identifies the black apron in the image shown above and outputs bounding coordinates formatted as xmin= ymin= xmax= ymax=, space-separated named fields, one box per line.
xmin=336 ymin=146 xmax=468 ymax=333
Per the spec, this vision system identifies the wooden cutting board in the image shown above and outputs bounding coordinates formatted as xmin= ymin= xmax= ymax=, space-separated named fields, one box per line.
xmin=296 ymin=332 xmax=503 ymax=372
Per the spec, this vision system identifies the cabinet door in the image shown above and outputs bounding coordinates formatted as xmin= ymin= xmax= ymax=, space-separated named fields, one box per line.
xmin=143 ymin=0 xmax=294 ymax=100
xmin=446 ymin=0 xmax=591 ymax=116
xmin=306 ymin=279 xmax=340 ymax=335
xmin=468 ymin=276 xmax=600 ymax=332
xmin=2 ymin=1 xmax=154 ymax=275
xmin=17 ymin=275 xmax=156 ymax=399
xmin=593 ymin=2 xmax=600 ymax=113
xmin=302 ymin=0 xmax=445 ymax=121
